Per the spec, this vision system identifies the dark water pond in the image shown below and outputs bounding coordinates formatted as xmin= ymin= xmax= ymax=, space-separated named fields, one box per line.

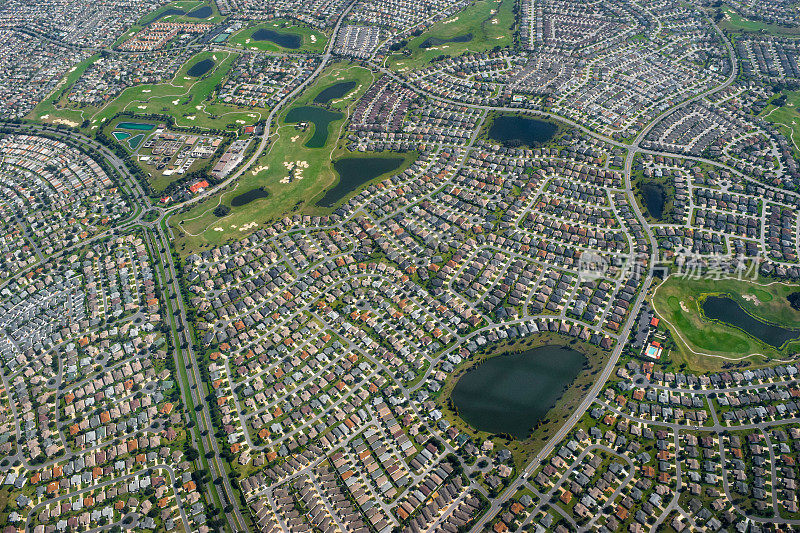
xmin=252 ymin=28 xmax=302 ymax=49
xmin=451 ymin=345 xmax=586 ymax=440
xmin=187 ymin=58 xmax=214 ymax=77
xmin=639 ymin=182 xmax=665 ymax=220
xmin=487 ymin=115 xmax=558 ymax=147
xmin=420 ymin=33 xmax=473 ymax=49
xmin=314 ymin=81 xmax=356 ymax=104
xmin=284 ymin=106 xmax=343 ymax=148
xmin=186 ymin=5 xmax=212 ymax=17
xmin=703 ymin=296 xmax=800 ymax=349
xmin=150 ymin=4 xmax=211 ymax=22
xmin=230 ymin=187 xmax=268 ymax=207
xmin=318 ymin=156 xmax=405 ymax=207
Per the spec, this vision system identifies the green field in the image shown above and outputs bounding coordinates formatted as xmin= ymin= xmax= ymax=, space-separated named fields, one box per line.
xmin=227 ymin=20 xmax=328 ymax=53
xmin=762 ymin=91 xmax=800 ymax=159
xmin=32 ymin=50 xmax=271 ymax=134
xmin=172 ymin=63 xmax=417 ymax=253
xmin=718 ymin=5 xmax=800 ymax=35
xmin=651 ymin=275 xmax=800 ymax=370
xmin=387 ymin=0 xmax=516 ymax=71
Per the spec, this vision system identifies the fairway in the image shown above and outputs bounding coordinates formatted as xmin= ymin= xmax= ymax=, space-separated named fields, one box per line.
xmin=227 ymin=20 xmax=328 ymax=53
xmin=718 ymin=5 xmax=800 ymax=35
xmin=651 ymin=275 xmax=800 ymax=369
xmin=387 ymin=0 xmax=515 ymax=70
xmin=172 ymin=63 xmax=417 ymax=253
xmin=762 ymin=91 xmax=800 ymax=159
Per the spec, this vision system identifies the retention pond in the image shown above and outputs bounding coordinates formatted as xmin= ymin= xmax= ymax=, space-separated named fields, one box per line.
xmin=451 ymin=345 xmax=586 ymax=439
xmin=702 ymin=296 xmax=800 ymax=349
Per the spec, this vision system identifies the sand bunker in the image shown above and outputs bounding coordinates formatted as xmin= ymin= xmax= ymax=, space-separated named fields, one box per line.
xmin=280 ymin=160 xmax=309 ymax=183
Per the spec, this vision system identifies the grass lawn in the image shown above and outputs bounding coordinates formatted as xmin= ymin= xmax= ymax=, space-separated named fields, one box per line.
xmin=33 ymin=50 xmax=271 ymax=135
xmin=762 ymin=91 xmax=800 ymax=159
xmin=651 ymin=275 xmax=800 ymax=370
xmin=386 ymin=0 xmax=515 ymax=71
xmin=227 ymin=19 xmax=328 ymax=53
xmin=435 ymin=334 xmax=608 ymax=473
xmin=171 ymin=63 xmax=418 ymax=253
xmin=718 ymin=5 xmax=800 ymax=36
xmin=90 ymin=50 xmax=250 ymax=131
xmin=28 ymin=53 xmax=101 ymax=127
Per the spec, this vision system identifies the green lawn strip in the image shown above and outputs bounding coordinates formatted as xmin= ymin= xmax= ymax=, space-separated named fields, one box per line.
xmin=148 ymin=230 xmax=226 ymax=517
xmin=387 ymin=0 xmax=515 ymax=71
xmin=651 ymin=275 xmax=800 ymax=369
xmin=226 ymin=19 xmax=328 ymax=53
xmin=435 ymin=333 xmax=608 ymax=473
xmin=172 ymin=63 xmax=417 ymax=252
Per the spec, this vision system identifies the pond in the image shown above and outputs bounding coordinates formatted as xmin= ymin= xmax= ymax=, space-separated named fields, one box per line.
xmin=230 ymin=187 xmax=268 ymax=207
xmin=318 ymin=156 xmax=405 ymax=207
xmin=117 ymin=122 xmax=154 ymax=131
xmin=487 ymin=115 xmax=558 ymax=147
xmin=186 ymin=5 xmax=212 ymax=18
xmin=187 ymin=58 xmax=214 ymax=77
xmin=112 ymin=131 xmax=131 ymax=141
xmin=314 ymin=81 xmax=357 ymax=105
xmin=419 ymin=33 xmax=473 ymax=49
xmin=284 ymin=106 xmax=343 ymax=148
xmin=703 ymin=296 xmax=800 ymax=349
xmin=639 ymin=182 xmax=666 ymax=220
xmin=251 ymin=28 xmax=302 ymax=49
xmin=150 ymin=4 xmax=211 ymax=22
xmin=451 ymin=345 xmax=586 ymax=440
xmin=127 ymin=134 xmax=145 ymax=150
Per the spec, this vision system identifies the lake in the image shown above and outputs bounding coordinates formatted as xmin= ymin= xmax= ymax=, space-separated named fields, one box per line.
xmin=252 ymin=28 xmax=301 ymax=49
xmin=187 ymin=58 xmax=214 ymax=77
xmin=284 ymin=106 xmax=343 ymax=148
xmin=318 ymin=156 xmax=405 ymax=207
xmin=639 ymin=182 xmax=665 ymax=220
xmin=230 ymin=187 xmax=268 ymax=207
xmin=420 ymin=33 xmax=473 ymax=49
xmin=487 ymin=115 xmax=558 ymax=147
xmin=314 ymin=81 xmax=356 ymax=105
xmin=703 ymin=296 xmax=800 ymax=349
xmin=451 ymin=345 xmax=586 ymax=439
